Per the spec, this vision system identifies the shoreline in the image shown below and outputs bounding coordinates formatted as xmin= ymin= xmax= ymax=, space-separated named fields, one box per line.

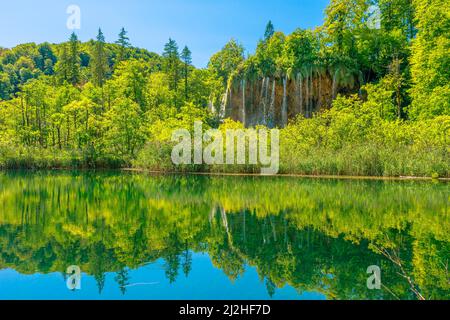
xmin=1 ymin=167 xmax=448 ymax=181
xmin=122 ymin=168 xmax=450 ymax=182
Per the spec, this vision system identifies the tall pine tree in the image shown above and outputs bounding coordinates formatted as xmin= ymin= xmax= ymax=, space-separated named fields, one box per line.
xmin=264 ymin=21 xmax=275 ymax=41
xmin=68 ymin=32 xmax=81 ymax=85
xmin=56 ymin=44 xmax=70 ymax=83
xmin=91 ymin=28 xmax=109 ymax=87
xmin=181 ymin=46 xmax=192 ymax=100
xmin=115 ymin=27 xmax=131 ymax=63
xmin=163 ymin=38 xmax=180 ymax=109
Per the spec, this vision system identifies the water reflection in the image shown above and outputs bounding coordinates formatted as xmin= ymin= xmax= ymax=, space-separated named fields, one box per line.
xmin=0 ymin=171 xmax=448 ymax=300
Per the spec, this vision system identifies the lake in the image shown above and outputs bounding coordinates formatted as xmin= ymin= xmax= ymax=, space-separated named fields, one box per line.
xmin=0 ymin=171 xmax=448 ymax=300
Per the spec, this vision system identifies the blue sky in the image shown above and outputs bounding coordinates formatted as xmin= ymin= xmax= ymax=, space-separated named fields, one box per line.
xmin=0 ymin=0 xmax=329 ymax=67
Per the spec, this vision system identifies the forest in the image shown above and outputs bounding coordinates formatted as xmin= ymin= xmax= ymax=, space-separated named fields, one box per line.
xmin=0 ymin=0 xmax=448 ymax=177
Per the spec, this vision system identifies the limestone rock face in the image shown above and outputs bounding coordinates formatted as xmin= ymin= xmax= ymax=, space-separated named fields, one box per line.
xmin=222 ymin=73 xmax=355 ymax=128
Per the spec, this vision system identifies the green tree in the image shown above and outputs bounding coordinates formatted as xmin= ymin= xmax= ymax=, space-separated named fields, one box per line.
xmin=104 ymin=97 xmax=145 ymax=159
xmin=409 ymin=0 xmax=450 ymax=119
xmin=91 ymin=28 xmax=110 ymax=87
xmin=67 ymin=33 xmax=81 ymax=85
xmin=208 ymin=39 xmax=245 ymax=87
xmin=264 ymin=20 xmax=275 ymax=41
xmin=378 ymin=0 xmax=416 ymax=39
xmin=109 ymin=59 xmax=149 ymax=110
xmin=162 ymin=38 xmax=180 ymax=109
xmin=0 ymin=72 xmax=12 ymax=100
xmin=115 ymin=27 xmax=131 ymax=63
xmin=36 ymin=43 xmax=57 ymax=75
xmin=180 ymin=46 xmax=192 ymax=100
xmin=55 ymin=44 xmax=70 ymax=83
xmin=324 ymin=0 xmax=371 ymax=55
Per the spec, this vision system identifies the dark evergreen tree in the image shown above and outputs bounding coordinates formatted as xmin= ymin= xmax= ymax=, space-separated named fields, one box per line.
xmin=91 ymin=28 xmax=109 ymax=87
xmin=162 ymin=38 xmax=180 ymax=108
xmin=36 ymin=43 xmax=56 ymax=75
xmin=264 ymin=20 xmax=275 ymax=40
xmin=181 ymin=46 xmax=192 ymax=100
xmin=56 ymin=44 xmax=70 ymax=83
xmin=68 ymin=32 xmax=81 ymax=85
xmin=115 ymin=27 xmax=131 ymax=63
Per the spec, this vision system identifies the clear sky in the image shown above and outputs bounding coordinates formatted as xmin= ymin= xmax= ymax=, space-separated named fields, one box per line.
xmin=0 ymin=0 xmax=329 ymax=67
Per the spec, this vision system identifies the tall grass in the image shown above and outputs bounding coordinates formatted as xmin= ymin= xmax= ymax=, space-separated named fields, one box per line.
xmin=0 ymin=145 xmax=123 ymax=169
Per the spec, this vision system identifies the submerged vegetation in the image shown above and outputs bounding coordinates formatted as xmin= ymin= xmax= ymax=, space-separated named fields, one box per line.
xmin=0 ymin=0 xmax=449 ymax=177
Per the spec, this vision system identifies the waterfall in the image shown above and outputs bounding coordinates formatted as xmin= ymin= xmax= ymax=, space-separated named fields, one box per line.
xmin=228 ymin=86 xmax=232 ymax=115
xmin=298 ymin=73 xmax=303 ymax=115
xmin=209 ymin=100 xmax=215 ymax=114
xmin=305 ymin=72 xmax=309 ymax=118
xmin=241 ymin=79 xmax=246 ymax=126
xmin=309 ymin=68 xmax=313 ymax=117
xmin=220 ymin=87 xmax=229 ymax=118
xmin=265 ymin=77 xmax=269 ymax=124
xmin=294 ymin=74 xmax=299 ymax=113
xmin=260 ymin=77 xmax=266 ymax=125
xmin=332 ymin=71 xmax=338 ymax=100
xmin=282 ymin=76 xmax=288 ymax=127
xmin=269 ymin=79 xmax=276 ymax=128
xmin=318 ymin=73 xmax=322 ymax=110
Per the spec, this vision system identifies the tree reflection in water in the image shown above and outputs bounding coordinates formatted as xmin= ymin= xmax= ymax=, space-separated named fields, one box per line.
xmin=0 ymin=171 xmax=448 ymax=300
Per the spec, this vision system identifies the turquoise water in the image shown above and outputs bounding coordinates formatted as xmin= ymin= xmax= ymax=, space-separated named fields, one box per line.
xmin=0 ymin=171 xmax=448 ymax=300
xmin=0 ymin=255 xmax=324 ymax=300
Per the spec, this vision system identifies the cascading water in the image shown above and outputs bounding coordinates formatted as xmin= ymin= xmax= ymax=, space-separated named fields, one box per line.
xmin=225 ymin=67 xmax=347 ymax=127
xmin=305 ymin=71 xmax=309 ymax=118
xmin=268 ymin=79 xmax=276 ymax=128
xmin=264 ymin=77 xmax=269 ymax=124
xmin=318 ymin=73 xmax=322 ymax=110
xmin=229 ymin=87 xmax=232 ymax=114
xmin=298 ymin=73 xmax=303 ymax=115
xmin=209 ymin=100 xmax=215 ymax=114
xmin=260 ymin=77 xmax=266 ymax=125
xmin=282 ymin=76 xmax=288 ymax=127
xmin=242 ymin=79 xmax=246 ymax=126
xmin=294 ymin=74 xmax=299 ymax=113
xmin=332 ymin=71 xmax=338 ymax=100
xmin=220 ymin=87 xmax=229 ymax=118
xmin=310 ymin=68 xmax=314 ymax=117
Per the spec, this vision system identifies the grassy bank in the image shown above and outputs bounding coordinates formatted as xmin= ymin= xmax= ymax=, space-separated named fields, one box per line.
xmin=0 ymin=146 xmax=124 ymax=170
xmin=132 ymin=97 xmax=450 ymax=178
xmin=2 ymin=105 xmax=449 ymax=177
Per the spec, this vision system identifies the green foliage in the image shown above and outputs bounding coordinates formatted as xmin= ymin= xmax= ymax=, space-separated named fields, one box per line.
xmin=0 ymin=172 xmax=447 ymax=299
xmin=0 ymin=29 xmax=222 ymax=169
xmin=281 ymin=95 xmax=449 ymax=177
xmin=104 ymin=97 xmax=145 ymax=160
xmin=264 ymin=21 xmax=275 ymax=41
xmin=163 ymin=38 xmax=181 ymax=108
xmin=324 ymin=0 xmax=371 ymax=55
xmin=0 ymin=0 xmax=448 ymax=175
xmin=115 ymin=27 xmax=131 ymax=63
xmin=181 ymin=46 xmax=192 ymax=99
xmin=90 ymin=29 xmax=110 ymax=87
xmin=134 ymin=91 xmax=449 ymax=177
xmin=409 ymin=0 xmax=450 ymax=119
xmin=208 ymin=39 xmax=245 ymax=86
